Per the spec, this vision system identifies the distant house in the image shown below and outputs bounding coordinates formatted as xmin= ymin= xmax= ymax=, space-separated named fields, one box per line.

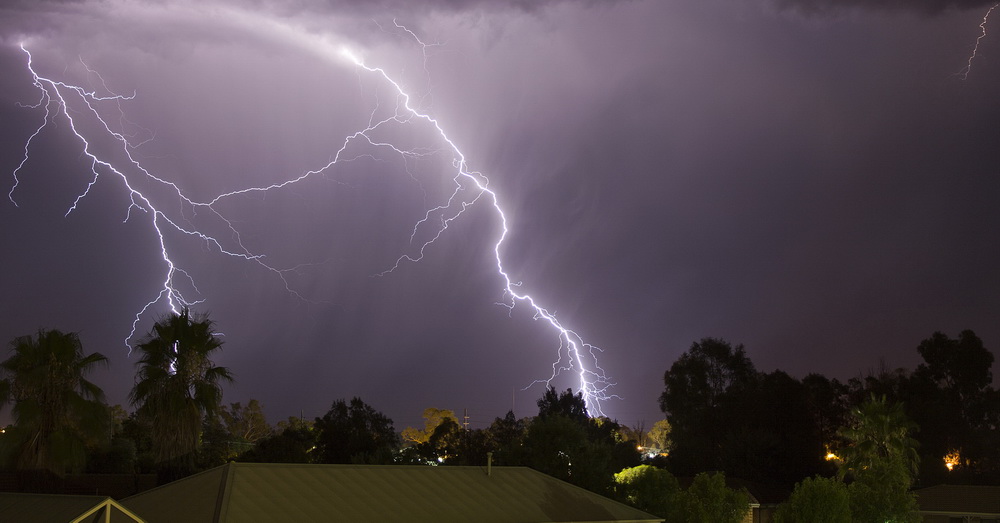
xmin=0 ymin=492 xmax=145 ymax=523
xmin=724 ymin=478 xmax=789 ymax=523
xmin=121 ymin=462 xmax=663 ymax=522
xmin=915 ymin=484 xmax=1000 ymax=522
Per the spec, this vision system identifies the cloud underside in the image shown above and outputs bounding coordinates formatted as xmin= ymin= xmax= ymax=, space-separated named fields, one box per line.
xmin=774 ymin=0 xmax=998 ymax=14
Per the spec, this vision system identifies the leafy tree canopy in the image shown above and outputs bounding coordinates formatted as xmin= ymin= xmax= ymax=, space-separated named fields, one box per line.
xmin=774 ymin=475 xmax=850 ymax=523
xmin=848 ymin=457 xmax=920 ymax=523
xmin=675 ymin=472 xmax=750 ymax=523
xmin=614 ymin=465 xmax=680 ymax=518
xmin=401 ymin=407 xmax=458 ymax=445
xmin=238 ymin=424 xmax=315 ymax=464
xmin=485 ymin=411 xmax=527 ymax=465
xmin=537 ymin=386 xmax=588 ymax=424
xmin=659 ymin=337 xmax=756 ymax=419
xmin=646 ymin=419 xmax=672 ymax=451
xmin=916 ymin=330 xmax=993 ymax=399
xmin=220 ymin=399 xmax=271 ymax=444
xmin=313 ymin=397 xmax=398 ymax=464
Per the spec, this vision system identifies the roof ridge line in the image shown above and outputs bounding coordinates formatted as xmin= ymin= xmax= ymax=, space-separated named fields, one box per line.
xmin=213 ymin=462 xmax=237 ymax=522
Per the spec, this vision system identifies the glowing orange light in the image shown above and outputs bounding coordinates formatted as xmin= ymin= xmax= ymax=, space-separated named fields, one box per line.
xmin=944 ymin=450 xmax=961 ymax=471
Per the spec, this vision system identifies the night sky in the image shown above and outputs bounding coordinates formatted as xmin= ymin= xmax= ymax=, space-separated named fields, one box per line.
xmin=1 ymin=0 xmax=998 ymax=431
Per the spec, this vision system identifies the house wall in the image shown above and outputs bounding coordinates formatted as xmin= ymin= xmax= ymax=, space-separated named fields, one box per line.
xmin=751 ymin=506 xmax=776 ymax=523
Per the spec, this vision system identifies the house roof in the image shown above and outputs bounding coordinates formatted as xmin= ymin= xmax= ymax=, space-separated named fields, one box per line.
xmin=720 ymin=477 xmax=790 ymax=506
xmin=122 ymin=462 xmax=662 ymax=523
xmin=914 ymin=484 xmax=1000 ymax=516
xmin=0 ymin=492 xmax=146 ymax=523
xmin=0 ymin=471 xmax=158 ymax=499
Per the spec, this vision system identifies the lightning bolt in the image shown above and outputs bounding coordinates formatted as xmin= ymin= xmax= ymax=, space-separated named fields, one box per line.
xmin=11 ymin=44 xmax=295 ymax=351
xmin=9 ymin=28 xmax=615 ymax=415
xmin=960 ymin=2 xmax=999 ymax=80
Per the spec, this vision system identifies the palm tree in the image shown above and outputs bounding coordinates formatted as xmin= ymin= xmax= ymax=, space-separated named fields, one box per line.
xmin=0 ymin=329 xmax=109 ymax=474
xmin=129 ymin=309 xmax=232 ymax=469
xmin=837 ymin=395 xmax=921 ymax=523
xmin=836 ymin=394 xmax=920 ymax=479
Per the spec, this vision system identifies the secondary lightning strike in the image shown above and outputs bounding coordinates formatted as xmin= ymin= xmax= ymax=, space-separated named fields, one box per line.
xmin=11 ymin=34 xmax=615 ymax=414
xmin=960 ymin=2 xmax=999 ymax=80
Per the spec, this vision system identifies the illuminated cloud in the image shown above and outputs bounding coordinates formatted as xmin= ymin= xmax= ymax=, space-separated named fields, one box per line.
xmin=773 ymin=0 xmax=998 ymax=15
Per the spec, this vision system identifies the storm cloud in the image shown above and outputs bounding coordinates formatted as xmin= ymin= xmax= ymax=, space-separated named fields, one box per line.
xmin=0 ymin=0 xmax=998 ymax=428
xmin=774 ymin=0 xmax=998 ymax=15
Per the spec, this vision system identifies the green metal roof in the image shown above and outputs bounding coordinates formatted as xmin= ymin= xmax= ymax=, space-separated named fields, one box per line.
xmin=915 ymin=484 xmax=1000 ymax=517
xmin=122 ymin=463 xmax=662 ymax=522
xmin=0 ymin=492 xmax=146 ymax=523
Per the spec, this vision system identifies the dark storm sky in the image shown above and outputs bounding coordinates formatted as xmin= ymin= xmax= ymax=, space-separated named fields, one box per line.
xmin=0 ymin=0 xmax=998 ymax=430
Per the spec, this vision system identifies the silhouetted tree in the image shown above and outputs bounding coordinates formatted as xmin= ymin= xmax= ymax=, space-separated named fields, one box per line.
xmin=659 ymin=338 xmax=757 ymax=417
xmin=485 ymin=411 xmax=527 ymax=465
xmin=196 ymin=414 xmax=231 ymax=469
xmin=659 ymin=338 xmax=757 ymax=476
xmin=129 ymin=309 xmax=232 ymax=478
xmin=916 ymin=330 xmax=993 ymax=399
xmin=0 ymin=329 xmax=109 ymax=474
xmin=274 ymin=415 xmax=312 ymax=433
xmin=725 ymin=370 xmax=823 ymax=488
xmin=239 ymin=422 xmax=314 ymax=464
xmin=846 ymin=361 xmax=910 ymax=407
xmin=520 ymin=414 xmax=615 ymax=493
xmin=410 ymin=417 xmax=463 ymax=463
xmin=119 ymin=411 xmax=154 ymax=472
xmin=519 ymin=388 xmax=639 ymax=495
xmin=458 ymin=428 xmax=493 ymax=466
xmin=537 ymin=387 xmax=589 ymax=423
xmin=86 ymin=404 xmax=138 ymax=474
xmin=801 ymin=373 xmax=850 ymax=450
xmin=313 ymin=397 xmax=397 ymax=464
xmin=908 ymin=330 xmax=997 ymax=483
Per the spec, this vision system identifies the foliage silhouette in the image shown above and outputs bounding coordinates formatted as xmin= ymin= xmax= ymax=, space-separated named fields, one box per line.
xmin=0 ymin=329 xmax=109 ymax=474
xmin=129 ymin=309 xmax=232 ymax=477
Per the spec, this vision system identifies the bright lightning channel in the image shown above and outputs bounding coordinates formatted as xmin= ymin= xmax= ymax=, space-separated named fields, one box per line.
xmin=10 ymin=38 xmax=615 ymax=415
xmin=11 ymin=44 xmax=294 ymax=350
xmin=960 ymin=2 xmax=999 ymax=80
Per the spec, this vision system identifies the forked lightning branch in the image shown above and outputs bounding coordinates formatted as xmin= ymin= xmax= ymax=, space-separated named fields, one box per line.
xmin=9 ymin=37 xmax=616 ymax=416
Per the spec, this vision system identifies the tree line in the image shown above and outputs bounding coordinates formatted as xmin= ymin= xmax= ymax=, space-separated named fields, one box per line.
xmin=1 ymin=309 xmax=997 ymax=522
xmin=654 ymin=332 xmax=998 ymax=522
xmin=0 ymin=309 xmax=232 ymax=481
